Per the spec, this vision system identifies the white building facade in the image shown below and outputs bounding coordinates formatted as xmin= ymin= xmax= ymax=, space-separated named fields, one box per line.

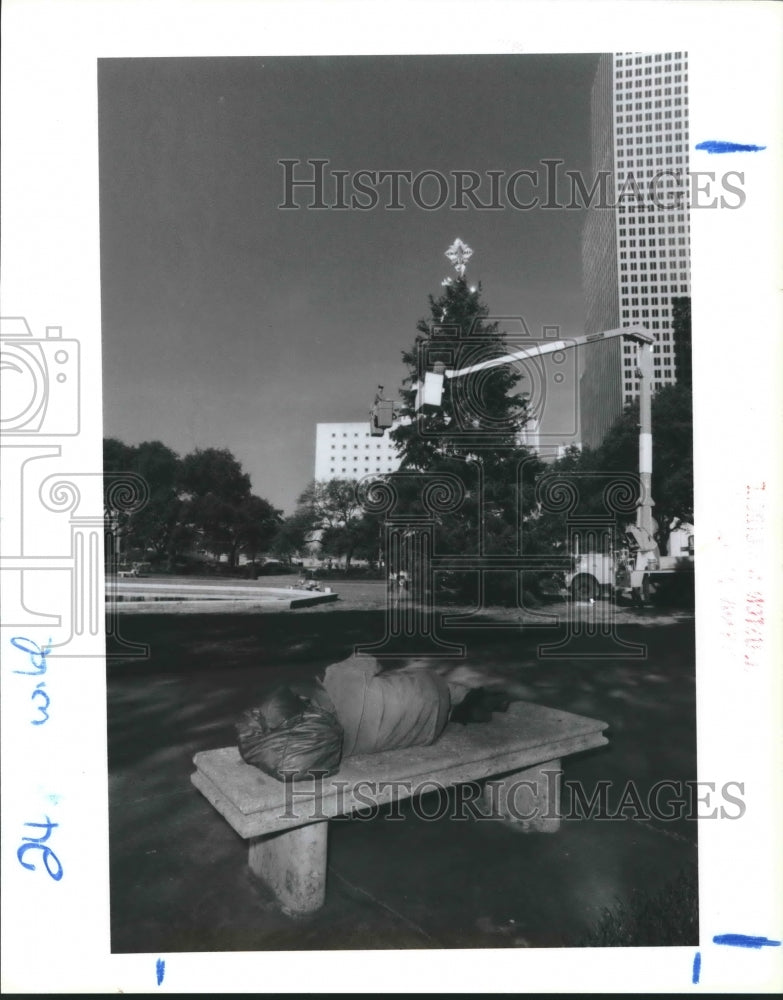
xmin=314 ymin=421 xmax=402 ymax=481
xmin=580 ymin=51 xmax=691 ymax=449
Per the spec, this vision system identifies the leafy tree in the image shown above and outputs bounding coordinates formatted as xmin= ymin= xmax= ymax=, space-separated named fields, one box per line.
xmin=537 ymin=298 xmax=693 ymax=557
xmin=320 ymin=513 xmax=384 ymax=569
xmin=184 ymin=492 xmax=238 ymax=563
xmin=541 ymin=387 xmax=693 ymax=556
xmin=292 ymin=479 xmax=371 ymax=567
xmin=296 ymin=479 xmax=363 ymax=529
xmin=178 ymin=447 xmax=281 ymax=568
xmin=587 ymin=369 xmax=693 ymax=553
xmin=385 ymin=275 xmax=546 ymax=602
xmin=103 ymin=438 xmax=185 ymax=565
xmin=103 ymin=437 xmax=135 ymax=474
xmin=348 ymin=512 xmax=385 ymax=567
xmin=234 ymin=495 xmax=284 ymax=564
xmin=270 ymin=510 xmax=314 ymax=561
xmin=104 ymin=441 xmax=283 ymax=571
xmin=179 ymin=447 xmax=252 ymax=504
xmin=130 ymin=440 xmax=183 ymax=559
xmin=645 ymin=382 xmax=694 ymax=550
xmin=391 ymin=277 xmax=530 ymax=469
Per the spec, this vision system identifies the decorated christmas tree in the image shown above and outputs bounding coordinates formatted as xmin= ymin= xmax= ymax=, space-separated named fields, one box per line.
xmin=391 ymin=239 xmax=530 ymax=472
xmin=384 ymin=241 xmax=546 ymax=605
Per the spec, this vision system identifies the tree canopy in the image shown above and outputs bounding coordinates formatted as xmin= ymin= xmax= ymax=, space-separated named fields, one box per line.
xmin=382 ymin=275 xmax=547 ymax=600
xmin=103 ymin=438 xmax=185 ymax=562
xmin=391 ymin=276 xmax=530 ymax=471
xmin=177 ymin=447 xmax=281 ymax=567
xmin=103 ymin=440 xmax=281 ymax=569
xmin=539 ymin=297 xmax=694 ymax=557
xmin=291 ymin=479 xmax=381 ymax=567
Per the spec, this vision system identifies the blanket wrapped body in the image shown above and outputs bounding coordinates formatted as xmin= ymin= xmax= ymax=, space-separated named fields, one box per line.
xmin=322 ymin=655 xmax=451 ymax=757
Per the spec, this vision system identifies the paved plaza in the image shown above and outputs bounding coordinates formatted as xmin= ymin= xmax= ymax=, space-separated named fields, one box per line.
xmin=107 ymin=581 xmax=697 ymax=953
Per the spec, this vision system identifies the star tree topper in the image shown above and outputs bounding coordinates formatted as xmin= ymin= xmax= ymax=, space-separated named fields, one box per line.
xmin=444 ymin=238 xmax=473 ymax=278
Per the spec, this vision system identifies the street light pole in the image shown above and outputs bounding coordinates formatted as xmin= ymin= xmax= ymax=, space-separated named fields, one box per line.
xmin=636 ymin=339 xmax=656 ymax=543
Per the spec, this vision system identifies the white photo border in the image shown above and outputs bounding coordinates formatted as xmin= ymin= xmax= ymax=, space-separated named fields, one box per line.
xmin=1 ymin=0 xmax=781 ymax=993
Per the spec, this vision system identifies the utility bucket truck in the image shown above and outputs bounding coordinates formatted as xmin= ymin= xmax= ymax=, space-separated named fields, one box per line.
xmin=407 ymin=324 xmax=694 ymax=608
xmin=568 ymin=519 xmax=694 ymax=605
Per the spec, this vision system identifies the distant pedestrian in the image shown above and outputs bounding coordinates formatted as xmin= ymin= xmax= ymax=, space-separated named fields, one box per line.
xmin=389 ymin=569 xmax=410 ymax=607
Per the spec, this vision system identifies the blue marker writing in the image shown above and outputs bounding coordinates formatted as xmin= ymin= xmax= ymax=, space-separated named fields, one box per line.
xmin=695 ymin=140 xmax=766 ymax=154
xmin=11 ymin=636 xmax=51 ymax=675
xmin=156 ymin=958 xmax=166 ymax=986
xmin=713 ymin=933 xmax=781 ymax=949
xmin=11 ymin=637 xmax=54 ymax=722
xmin=17 ymin=816 xmax=63 ymax=881
xmin=31 ymin=682 xmax=51 ymax=725
xmin=692 ymin=951 xmax=701 ymax=984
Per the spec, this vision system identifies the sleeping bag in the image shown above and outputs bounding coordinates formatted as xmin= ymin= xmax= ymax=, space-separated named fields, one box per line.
xmin=321 ymin=654 xmax=450 ymax=757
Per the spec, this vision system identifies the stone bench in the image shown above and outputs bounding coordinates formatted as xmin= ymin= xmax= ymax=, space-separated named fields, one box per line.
xmin=191 ymin=700 xmax=608 ymax=915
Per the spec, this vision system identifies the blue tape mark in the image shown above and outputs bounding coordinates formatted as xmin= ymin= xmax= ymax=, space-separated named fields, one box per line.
xmin=713 ymin=933 xmax=781 ymax=949
xmin=692 ymin=950 xmax=701 ymax=984
xmin=156 ymin=958 xmax=165 ymax=986
xmin=695 ymin=140 xmax=766 ymax=154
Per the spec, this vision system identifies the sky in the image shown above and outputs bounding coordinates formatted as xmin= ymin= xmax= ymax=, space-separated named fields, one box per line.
xmin=98 ymin=54 xmax=601 ymax=513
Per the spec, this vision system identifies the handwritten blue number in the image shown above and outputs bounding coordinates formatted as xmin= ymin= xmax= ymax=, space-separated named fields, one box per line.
xmin=17 ymin=817 xmax=63 ymax=881
xmin=11 ymin=636 xmax=51 ymax=675
xmin=31 ymin=682 xmax=51 ymax=725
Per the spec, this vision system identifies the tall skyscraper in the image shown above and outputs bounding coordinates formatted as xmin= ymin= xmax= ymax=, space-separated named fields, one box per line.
xmin=580 ymin=51 xmax=691 ymax=449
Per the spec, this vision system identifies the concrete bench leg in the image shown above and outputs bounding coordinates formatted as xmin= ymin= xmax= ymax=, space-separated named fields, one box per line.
xmin=248 ymin=821 xmax=328 ymax=915
xmin=481 ymin=760 xmax=562 ymax=833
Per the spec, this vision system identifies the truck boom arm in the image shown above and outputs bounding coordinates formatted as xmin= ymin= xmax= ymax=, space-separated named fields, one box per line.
xmin=414 ymin=323 xmax=657 ymax=561
xmin=443 ymin=325 xmax=653 ymax=380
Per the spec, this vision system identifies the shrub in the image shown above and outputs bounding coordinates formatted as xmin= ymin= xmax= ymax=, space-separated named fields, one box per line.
xmin=573 ymin=866 xmax=698 ymax=947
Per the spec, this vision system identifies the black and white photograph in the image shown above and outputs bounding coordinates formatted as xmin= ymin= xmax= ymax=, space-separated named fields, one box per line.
xmin=99 ymin=50 xmax=703 ymax=955
xmin=2 ymin=1 xmax=781 ymax=993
